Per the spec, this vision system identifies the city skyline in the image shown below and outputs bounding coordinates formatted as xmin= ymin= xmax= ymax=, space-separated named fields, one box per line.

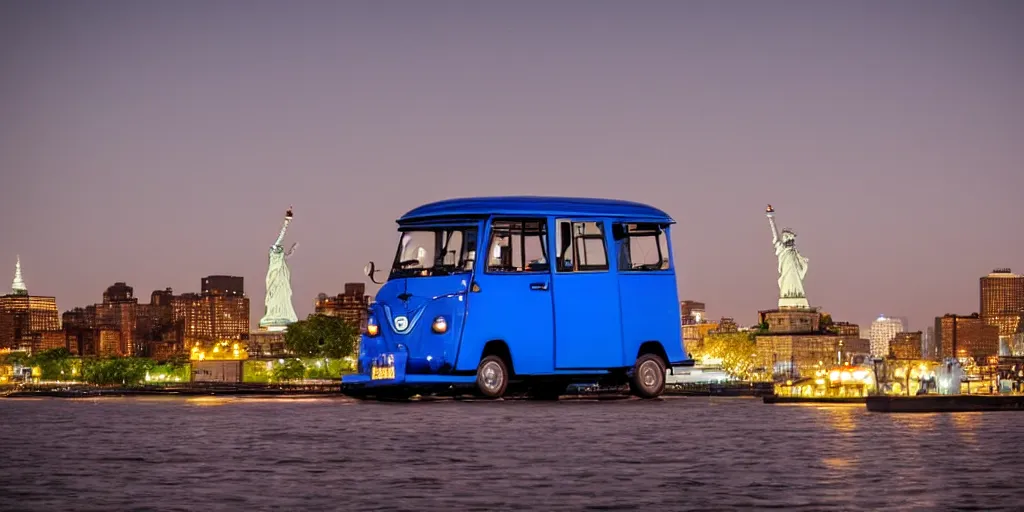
xmin=3 ymin=1 xmax=1023 ymax=332
xmin=5 ymin=244 xmax=1017 ymax=334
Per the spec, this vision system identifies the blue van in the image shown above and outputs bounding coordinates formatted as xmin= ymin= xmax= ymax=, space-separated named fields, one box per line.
xmin=341 ymin=196 xmax=690 ymax=399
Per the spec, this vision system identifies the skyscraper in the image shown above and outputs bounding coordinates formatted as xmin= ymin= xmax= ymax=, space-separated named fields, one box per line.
xmin=0 ymin=257 xmax=62 ymax=353
xmin=980 ymin=269 xmax=1024 ymax=349
xmin=11 ymin=256 xmax=27 ymax=296
xmin=869 ymin=315 xmax=905 ymax=357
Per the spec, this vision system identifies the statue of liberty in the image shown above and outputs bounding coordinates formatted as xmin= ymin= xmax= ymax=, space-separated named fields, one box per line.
xmin=259 ymin=207 xmax=299 ymax=330
xmin=766 ymin=205 xmax=810 ymax=308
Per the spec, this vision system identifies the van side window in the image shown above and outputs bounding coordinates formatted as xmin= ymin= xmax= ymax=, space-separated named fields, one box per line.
xmin=555 ymin=220 xmax=609 ymax=272
xmin=612 ymin=223 xmax=670 ymax=271
xmin=486 ymin=219 xmax=549 ymax=273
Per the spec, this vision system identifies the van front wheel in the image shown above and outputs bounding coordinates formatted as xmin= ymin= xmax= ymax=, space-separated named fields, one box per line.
xmin=630 ymin=354 xmax=666 ymax=399
xmin=476 ymin=355 xmax=509 ymax=398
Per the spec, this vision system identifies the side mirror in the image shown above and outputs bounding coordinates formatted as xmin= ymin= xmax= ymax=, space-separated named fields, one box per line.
xmin=364 ymin=261 xmax=383 ymax=284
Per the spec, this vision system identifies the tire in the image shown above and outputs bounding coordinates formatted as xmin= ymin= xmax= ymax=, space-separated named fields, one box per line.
xmin=476 ymin=355 xmax=509 ymax=398
xmin=630 ymin=353 xmax=666 ymax=399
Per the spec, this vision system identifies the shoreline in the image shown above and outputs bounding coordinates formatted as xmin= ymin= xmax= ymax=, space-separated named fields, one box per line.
xmin=1 ymin=381 xmax=773 ymax=399
xmin=0 ymin=382 xmax=343 ymax=398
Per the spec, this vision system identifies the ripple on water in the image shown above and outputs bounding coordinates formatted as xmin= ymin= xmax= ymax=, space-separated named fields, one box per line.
xmin=1 ymin=396 xmax=1023 ymax=510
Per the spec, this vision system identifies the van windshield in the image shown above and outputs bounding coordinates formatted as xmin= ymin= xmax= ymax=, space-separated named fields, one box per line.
xmin=390 ymin=227 xmax=479 ymax=279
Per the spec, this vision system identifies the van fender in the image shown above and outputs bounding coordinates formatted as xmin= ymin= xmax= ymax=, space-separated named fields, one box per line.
xmin=629 ymin=341 xmax=669 ymax=375
xmin=454 ymin=338 xmax=516 ymax=375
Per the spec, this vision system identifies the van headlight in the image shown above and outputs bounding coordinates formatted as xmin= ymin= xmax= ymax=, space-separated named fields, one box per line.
xmin=366 ymin=316 xmax=380 ymax=337
xmin=432 ymin=316 xmax=448 ymax=334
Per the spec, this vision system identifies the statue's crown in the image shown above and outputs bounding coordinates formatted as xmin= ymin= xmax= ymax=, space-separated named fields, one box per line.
xmin=781 ymin=228 xmax=796 ymax=236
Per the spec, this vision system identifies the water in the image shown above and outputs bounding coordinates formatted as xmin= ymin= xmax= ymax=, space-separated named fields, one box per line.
xmin=1 ymin=396 xmax=1022 ymax=511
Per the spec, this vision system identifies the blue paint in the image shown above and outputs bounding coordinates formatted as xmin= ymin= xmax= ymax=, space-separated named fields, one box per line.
xmin=400 ymin=196 xmax=673 ymax=223
xmin=343 ymin=196 xmax=688 ymax=397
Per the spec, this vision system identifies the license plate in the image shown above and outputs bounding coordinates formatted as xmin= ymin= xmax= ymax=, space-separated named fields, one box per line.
xmin=371 ymin=365 xmax=395 ymax=380
xmin=370 ymin=354 xmax=396 ymax=380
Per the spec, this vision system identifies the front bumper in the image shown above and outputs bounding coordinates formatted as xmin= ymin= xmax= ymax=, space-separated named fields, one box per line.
xmin=341 ymin=351 xmax=475 ymax=390
xmin=341 ymin=373 xmax=477 ymax=388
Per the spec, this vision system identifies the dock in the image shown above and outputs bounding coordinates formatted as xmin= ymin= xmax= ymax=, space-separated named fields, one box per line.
xmin=866 ymin=394 xmax=1024 ymax=413
xmin=762 ymin=395 xmax=865 ymax=404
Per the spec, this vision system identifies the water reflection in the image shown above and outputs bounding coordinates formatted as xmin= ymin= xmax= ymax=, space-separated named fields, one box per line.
xmin=185 ymin=396 xmax=236 ymax=407
xmin=820 ymin=404 xmax=859 ymax=434
xmin=950 ymin=412 xmax=981 ymax=445
xmin=0 ymin=397 xmax=1021 ymax=510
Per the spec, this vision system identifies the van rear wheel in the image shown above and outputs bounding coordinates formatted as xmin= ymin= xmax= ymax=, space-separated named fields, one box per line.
xmin=476 ymin=355 xmax=509 ymax=398
xmin=630 ymin=354 xmax=666 ymax=399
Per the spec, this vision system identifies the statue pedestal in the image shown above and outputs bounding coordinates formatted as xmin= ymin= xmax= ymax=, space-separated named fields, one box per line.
xmin=759 ymin=307 xmax=820 ymax=334
xmin=778 ymin=297 xmax=810 ymax=308
xmin=249 ymin=331 xmax=287 ymax=357
xmin=259 ymin=317 xmax=293 ymax=333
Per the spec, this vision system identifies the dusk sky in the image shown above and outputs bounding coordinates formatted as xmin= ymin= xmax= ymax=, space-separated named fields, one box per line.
xmin=2 ymin=0 xmax=1022 ymax=332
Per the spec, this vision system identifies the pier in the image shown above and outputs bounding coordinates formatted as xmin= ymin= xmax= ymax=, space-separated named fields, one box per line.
xmin=866 ymin=394 xmax=1024 ymax=413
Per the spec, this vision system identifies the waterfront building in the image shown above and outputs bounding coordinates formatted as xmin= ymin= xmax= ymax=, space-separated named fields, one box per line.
xmin=923 ymin=326 xmax=937 ymax=360
xmin=0 ymin=257 xmax=62 ymax=353
xmin=63 ymin=277 xmax=249 ymax=359
xmin=679 ymin=300 xmax=706 ymax=325
xmin=890 ymin=331 xmax=923 ymax=360
xmin=935 ymin=314 xmax=999 ymax=361
xmin=314 ymin=283 xmax=370 ymax=331
xmin=831 ymin=322 xmax=860 ymax=338
xmin=840 ymin=338 xmax=871 ymax=361
xmin=868 ymin=315 xmax=905 ymax=358
xmin=1011 ymin=333 xmax=1024 ymax=357
xmin=97 ymin=329 xmax=124 ymax=357
xmin=682 ymin=321 xmax=718 ymax=357
xmin=62 ymin=307 xmax=95 ymax=356
xmin=136 ymin=288 xmax=179 ymax=356
xmin=980 ymin=268 xmax=1024 ymax=350
xmin=714 ymin=317 xmax=738 ymax=333
xmin=757 ymin=334 xmax=860 ymax=377
xmin=173 ymin=277 xmax=249 ymax=343
xmin=94 ymin=282 xmax=139 ymax=356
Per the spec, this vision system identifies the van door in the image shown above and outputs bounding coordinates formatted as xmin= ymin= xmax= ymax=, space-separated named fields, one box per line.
xmin=459 ymin=218 xmax=555 ymax=374
xmin=551 ymin=219 xmax=624 ymax=369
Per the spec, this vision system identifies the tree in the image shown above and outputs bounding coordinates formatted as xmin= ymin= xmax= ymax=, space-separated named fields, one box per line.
xmin=1 ymin=351 xmax=30 ymax=366
xmin=272 ymin=358 xmax=306 ymax=382
xmin=699 ymin=332 xmax=760 ymax=381
xmin=81 ymin=357 xmax=154 ymax=386
xmin=30 ymin=348 xmax=74 ymax=380
xmin=283 ymin=314 xmax=359 ymax=358
xmin=819 ymin=313 xmax=835 ymax=334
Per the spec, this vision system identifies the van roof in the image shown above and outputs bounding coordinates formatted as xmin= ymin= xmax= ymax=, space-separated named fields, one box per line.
xmin=399 ymin=196 xmax=674 ymax=224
